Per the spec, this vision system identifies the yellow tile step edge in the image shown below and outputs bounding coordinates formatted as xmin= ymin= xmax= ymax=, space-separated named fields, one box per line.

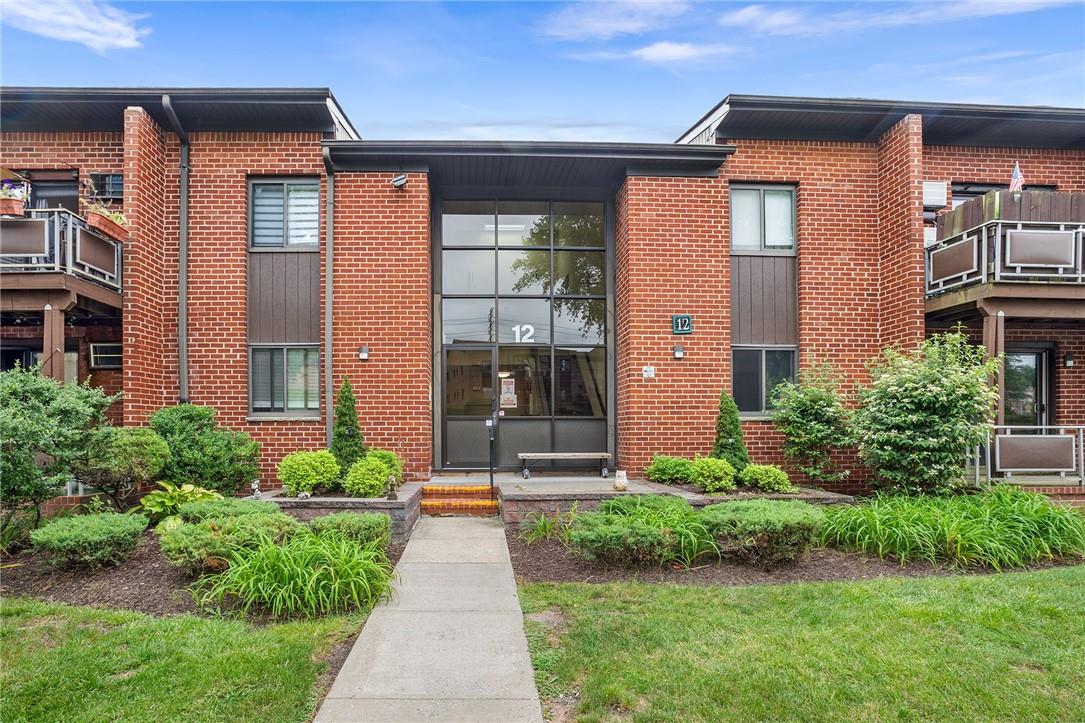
xmin=421 ymin=485 xmax=492 ymax=493
xmin=421 ymin=499 xmax=499 ymax=508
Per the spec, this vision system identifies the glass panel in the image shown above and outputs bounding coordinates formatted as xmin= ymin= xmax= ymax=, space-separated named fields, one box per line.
xmin=498 ymin=201 xmax=549 ymax=246
xmin=763 ymin=189 xmax=795 ymax=250
xmin=498 ymin=347 xmax=552 ymax=417
xmin=553 ymin=202 xmax=604 ymax=247
xmin=764 ymin=350 xmax=795 ymax=410
xmin=442 ymin=299 xmax=495 ymax=344
xmin=252 ymin=183 xmax=284 ymax=247
xmin=445 ymin=349 xmax=493 ymax=416
xmin=499 ymin=249 xmax=550 ymax=295
xmin=553 ymin=251 xmax=604 ymax=297
xmin=555 ymin=347 xmax=606 ymax=416
xmin=444 ymin=250 xmax=495 ymax=295
xmin=442 ymin=200 xmax=495 ymax=246
xmin=732 ymin=349 xmax=761 ymax=412
xmin=286 ymin=183 xmax=320 ymax=245
xmin=286 ymin=348 xmax=319 ymax=411
xmin=553 ymin=299 xmax=604 ymax=345
xmin=498 ymin=298 xmax=551 ymax=344
xmin=731 ymin=188 xmax=761 ymax=251
xmin=1004 ymin=353 xmax=1039 ymax=426
xmin=252 ymin=348 xmax=284 ymax=412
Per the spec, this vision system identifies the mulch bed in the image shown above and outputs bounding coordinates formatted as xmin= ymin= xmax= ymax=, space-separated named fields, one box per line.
xmin=505 ymin=526 xmax=1071 ymax=586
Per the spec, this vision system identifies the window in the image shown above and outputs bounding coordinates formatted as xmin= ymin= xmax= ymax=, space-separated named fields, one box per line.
xmin=731 ymin=185 xmax=796 ymax=252
xmin=732 ymin=347 xmax=796 ymax=415
xmin=250 ymin=180 xmax=320 ymax=248
xmin=250 ymin=346 xmax=319 ymax=415
xmin=89 ymin=174 xmax=123 ymax=202
xmin=89 ymin=343 xmax=122 ymax=369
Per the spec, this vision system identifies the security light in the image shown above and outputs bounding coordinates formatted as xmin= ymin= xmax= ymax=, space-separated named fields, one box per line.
xmin=673 ymin=345 xmax=685 ymax=359
xmin=390 ymin=174 xmax=408 ymax=189
xmin=358 ymin=345 xmax=370 ymax=361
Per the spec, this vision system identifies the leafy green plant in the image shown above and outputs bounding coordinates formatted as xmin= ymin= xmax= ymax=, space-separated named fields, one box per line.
xmin=343 ymin=456 xmax=390 ymax=498
xmin=520 ymin=513 xmax=560 ymax=544
xmin=132 ymin=481 xmax=223 ymax=522
xmin=277 ymin=450 xmax=340 ymax=497
xmin=689 ymin=456 xmax=736 ymax=494
xmin=330 ymin=379 xmax=366 ymax=472
xmin=194 ymin=529 xmax=395 ymax=617
xmin=308 ymin=512 xmax=391 ymax=547
xmin=150 ymin=404 xmax=260 ymax=495
xmin=854 ymin=331 xmax=999 ymax=493
xmin=576 ymin=495 xmax=718 ymax=567
xmin=158 ymin=512 xmax=300 ymax=573
xmin=738 ymin=464 xmax=798 ymax=493
xmin=701 ymin=500 xmax=825 ymax=567
xmin=175 ymin=498 xmax=278 ymax=523
xmin=712 ymin=391 xmax=750 ymax=472
xmin=366 ymin=449 xmax=404 ymax=484
xmin=644 ymin=455 xmax=694 ymax=485
xmin=83 ymin=427 xmax=171 ymax=507
xmin=819 ymin=486 xmax=1085 ymax=569
xmin=771 ymin=363 xmax=855 ymax=484
xmin=30 ymin=512 xmax=148 ymax=567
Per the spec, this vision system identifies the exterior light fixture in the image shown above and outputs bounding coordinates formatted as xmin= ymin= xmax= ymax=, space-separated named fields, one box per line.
xmin=1065 ymin=353 xmax=1075 ymax=368
xmin=358 ymin=345 xmax=370 ymax=361
xmin=390 ymin=174 xmax=408 ymax=189
xmin=673 ymin=345 xmax=685 ymax=359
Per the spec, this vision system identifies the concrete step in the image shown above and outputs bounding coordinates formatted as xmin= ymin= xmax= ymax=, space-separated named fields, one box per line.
xmin=421 ymin=498 xmax=499 ymax=517
xmin=422 ymin=484 xmax=494 ymax=499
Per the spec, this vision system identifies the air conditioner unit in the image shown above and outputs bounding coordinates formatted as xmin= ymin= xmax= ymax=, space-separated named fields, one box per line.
xmin=923 ymin=181 xmax=948 ymax=209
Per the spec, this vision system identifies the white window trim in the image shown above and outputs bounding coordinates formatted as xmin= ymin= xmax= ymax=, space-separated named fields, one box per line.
xmin=730 ymin=183 xmax=797 ymax=256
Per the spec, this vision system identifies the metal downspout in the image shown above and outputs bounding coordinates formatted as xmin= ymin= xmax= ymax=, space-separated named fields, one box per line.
xmin=162 ymin=95 xmax=190 ymax=402
xmin=323 ymin=147 xmax=335 ymax=445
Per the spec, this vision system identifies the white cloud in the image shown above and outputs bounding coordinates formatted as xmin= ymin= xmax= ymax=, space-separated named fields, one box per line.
xmin=1 ymin=0 xmax=150 ymax=53
xmin=570 ymin=41 xmax=738 ymax=64
xmin=542 ymin=1 xmax=690 ymax=41
xmin=719 ymin=1 xmax=1076 ymax=37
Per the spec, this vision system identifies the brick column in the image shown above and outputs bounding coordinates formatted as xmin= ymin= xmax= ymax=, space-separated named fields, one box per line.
xmin=615 ymin=175 xmax=727 ymax=475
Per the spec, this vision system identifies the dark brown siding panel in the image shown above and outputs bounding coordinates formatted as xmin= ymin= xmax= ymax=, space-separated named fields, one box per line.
xmin=731 ymin=255 xmax=798 ymax=345
xmin=248 ymin=252 xmax=320 ymax=343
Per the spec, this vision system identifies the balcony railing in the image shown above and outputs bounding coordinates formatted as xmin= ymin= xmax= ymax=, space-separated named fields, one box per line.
xmin=0 ymin=208 xmax=122 ymax=291
xmin=969 ymin=425 xmax=1085 ymax=486
xmin=926 ymin=191 xmax=1085 ymax=296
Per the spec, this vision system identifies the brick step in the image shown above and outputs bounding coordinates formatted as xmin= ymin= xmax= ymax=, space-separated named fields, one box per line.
xmin=422 ymin=485 xmax=494 ymax=499
xmin=421 ymin=498 xmax=499 ymax=517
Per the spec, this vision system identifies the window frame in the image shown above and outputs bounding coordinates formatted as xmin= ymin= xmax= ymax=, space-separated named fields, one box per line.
xmin=731 ymin=344 xmax=798 ymax=418
xmin=88 ymin=342 xmax=122 ymax=370
xmin=247 ymin=343 xmax=321 ymax=419
xmin=248 ymin=177 xmax=321 ymax=251
xmin=89 ymin=173 xmax=124 ymax=203
xmin=730 ymin=183 xmax=797 ymax=256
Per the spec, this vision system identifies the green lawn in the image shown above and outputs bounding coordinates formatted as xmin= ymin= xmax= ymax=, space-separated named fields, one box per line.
xmin=0 ymin=598 xmax=363 ymax=723
xmin=521 ymin=566 xmax=1085 ymax=722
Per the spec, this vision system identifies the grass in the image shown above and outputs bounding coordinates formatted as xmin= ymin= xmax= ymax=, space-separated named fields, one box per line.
xmin=521 ymin=566 xmax=1085 ymax=722
xmin=0 ymin=597 xmax=363 ymax=723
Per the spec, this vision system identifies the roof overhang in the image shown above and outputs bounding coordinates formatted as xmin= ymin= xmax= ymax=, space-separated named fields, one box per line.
xmin=678 ymin=95 xmax=1085 ymax=149
xmin=0 ymin=87 xmax=360 ymax=139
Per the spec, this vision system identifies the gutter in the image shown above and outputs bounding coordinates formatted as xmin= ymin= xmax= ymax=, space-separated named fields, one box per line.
xmin=162 ymin=94 xmax=190 ymax=402
xmin=322 ymin=146 xmax=335 ymax=444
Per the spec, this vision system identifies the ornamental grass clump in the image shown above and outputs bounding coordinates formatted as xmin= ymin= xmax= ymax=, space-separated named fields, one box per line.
xmin=158 ymin=512 xmax=300 ymax=573
xmin=819 ymin=486 xmax=1085 ymax=569
xmin=30 ymin=512 xmax=148 ymax=567
xmin=195 ymin=529 xmax=395 ymax=618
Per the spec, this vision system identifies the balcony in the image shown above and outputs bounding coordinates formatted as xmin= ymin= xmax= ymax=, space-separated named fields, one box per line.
xmin=969 ymin=426 xmax=1085 ymax=487
xmin=1 ymin=208 xmax=123 ymax=293
xmin=926 ymin=190 xmax=1085 ymax=297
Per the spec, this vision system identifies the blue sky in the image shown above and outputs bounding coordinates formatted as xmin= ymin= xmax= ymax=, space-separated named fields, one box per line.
xmin=2 ymin=1 xmax=1083 ymax=142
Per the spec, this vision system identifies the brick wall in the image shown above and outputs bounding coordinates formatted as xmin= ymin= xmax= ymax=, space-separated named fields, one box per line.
xmin=923 ymin=145 xmax=1085 ymax=197
xmin=0 ymin=131 xmax=124 ymax=196
xmin=332 ymin=172 xmax=432 ymax=479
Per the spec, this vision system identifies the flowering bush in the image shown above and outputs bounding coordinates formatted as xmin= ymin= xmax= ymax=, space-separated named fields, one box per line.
xmin=772 ymin=364 xmax=854 ymax=484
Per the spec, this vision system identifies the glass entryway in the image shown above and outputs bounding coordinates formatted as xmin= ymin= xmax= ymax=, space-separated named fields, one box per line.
xmin=438 ymin=200 xmax=609 ymax=469
xmin=1004 ymin=350 xmax=1050 ymax=427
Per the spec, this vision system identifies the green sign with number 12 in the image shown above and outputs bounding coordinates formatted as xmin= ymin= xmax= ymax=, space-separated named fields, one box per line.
xmin=672 ymin=314 xmax=692 ymax=335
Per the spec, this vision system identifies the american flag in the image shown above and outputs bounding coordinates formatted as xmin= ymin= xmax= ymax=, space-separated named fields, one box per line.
xmin=1009 ymin=162 xmax=1024 ymax=192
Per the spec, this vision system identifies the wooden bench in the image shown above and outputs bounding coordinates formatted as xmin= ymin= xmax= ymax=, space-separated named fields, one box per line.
xmin=518 ymin=452 xmax=611 ymax=479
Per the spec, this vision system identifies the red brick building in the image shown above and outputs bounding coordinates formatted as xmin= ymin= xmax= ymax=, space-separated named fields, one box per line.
xmin=2 ymin=89 xmax=1082 ymax=488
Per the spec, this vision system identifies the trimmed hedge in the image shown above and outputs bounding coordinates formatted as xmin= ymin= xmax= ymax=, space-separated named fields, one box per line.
xmin=176 ymin=498 xmax=278 ymax=523
xmin=278 ymin=450 xmax=341 ymax=496
xmin=343 ymin=457 xmax=390 ymax=498
xmin=644 ymin=455 xmax=694 ymax=485
xmin=738 ymin=464 xmax=798 ymax=493
xmin=30 ymin=512 xmax=148 ymax=567
xmin=158 ymin=512 xmax=300 ymax=573
xmin=568 ymin=513 xmax=677 ymax=566
xmin=308 ymin=512 xmax=391 ymax=547
xmin=701 ymin=500 xmax=825 ymax=567
xmin=690 ymin=457 xmax=737 ymax=494
xmin=366 ymin=450 xmax=404 ymax=484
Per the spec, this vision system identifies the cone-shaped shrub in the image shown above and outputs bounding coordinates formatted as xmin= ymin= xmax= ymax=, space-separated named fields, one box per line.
xmin=712 ymin=391 xmax=749 ymax=472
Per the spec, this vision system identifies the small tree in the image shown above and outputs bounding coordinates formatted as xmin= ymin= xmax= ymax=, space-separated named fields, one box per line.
xmin=330 ymin=379 xmax=366 ymax=472
xmin=854 ymin=330 xmax=999 ymax=494
xmin=712 ymin=391 xmax=750 ymax=472
xmin=772 ymin=363 xmax=855 ymax=485
xmin=150 ymin=404 xmax=260 ymax=495
xmin=83 ymin=427 xmax=171 ymax=508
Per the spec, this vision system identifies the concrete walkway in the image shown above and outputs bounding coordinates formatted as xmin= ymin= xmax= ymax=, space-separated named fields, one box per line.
xmin=316 ymin=517 xmax=543 ymax=723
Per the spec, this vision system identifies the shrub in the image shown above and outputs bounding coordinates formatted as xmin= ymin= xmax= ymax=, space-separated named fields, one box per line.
xmin=194 ymin=529 xmax=395 ymax=617
xmin=738 ymin=464 xmax=798 ymax=494
xmin=819 ymin=487 xmax=1085 ymax=569
xmin=771 ymin=364 xmax=855 ymax=484
xmin=644 ymin=455 xmax=694 ymax=485
xmin=701 ymin=500 xmax=825 ymax=567
xmin=588 ymin=495 xmax=717 ymax=567
xmin=158 ymin=512 xmax=300 ymax=573
xmin=689 ymin=456 xmax=736 ymax=494
xmin=150 ymin=404 xmax=261 ymax=495
xmin=133 ymin=481 xmax=223 ymax=522
xmin=330 ymin=380 xmax=366 ymax=472
xmin=712 ymin=391 xmax=750 ymax=472
xmin=277 ymin=450 xmax=340 ymax=497
xmin=83 ymin=428 xmax=171 ymax=507
xmin=366 ymin=449 xmax=404 ymax=484
xmin=568 ymin=514 xmax=678 ymax=566
xmin=854 ymin=331 xmax=999 ymax=494
xmin=343 ymin=456 xmax=390 ymax=498
xmin=30 ymin=512 xmax=148 ymax=567
xmin=308 ymin=512 xmax=390 ymax=547
xmin=176 ymin=498 xmax=278 ymax=523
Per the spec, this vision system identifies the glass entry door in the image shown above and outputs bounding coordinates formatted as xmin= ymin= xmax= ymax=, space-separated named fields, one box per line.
xmin=1004 ymin=351 xmax=1049 ymax=427
xmin=443 ymin=348 xmax=494 ymax=467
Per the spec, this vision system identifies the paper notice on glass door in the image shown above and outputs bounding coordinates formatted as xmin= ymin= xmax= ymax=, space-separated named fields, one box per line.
xmin=500 ymin=378 xmax=517 ymax=408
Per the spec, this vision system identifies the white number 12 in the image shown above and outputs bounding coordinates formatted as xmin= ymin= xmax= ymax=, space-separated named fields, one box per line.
xmin=511 ymin=324 xmax=535 ymax=343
